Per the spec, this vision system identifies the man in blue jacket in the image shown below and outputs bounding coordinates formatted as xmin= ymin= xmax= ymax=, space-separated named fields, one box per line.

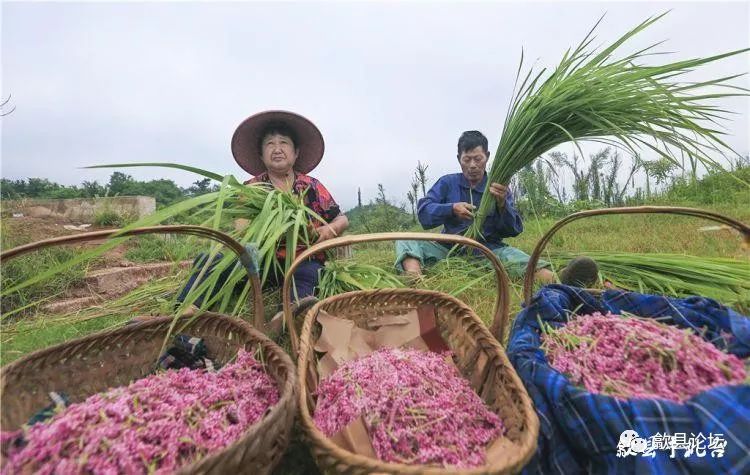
xmin=395 ymin=130 xmax=597 ymax=285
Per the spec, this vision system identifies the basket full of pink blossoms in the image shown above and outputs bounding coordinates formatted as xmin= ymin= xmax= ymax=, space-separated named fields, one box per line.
xmin=510 ymin=206 xmax=750 ymax=473
xmin=282 ymin=232 xmax=540 ymax=475
xmin=0 ymin=226 xmax=297 ymax=475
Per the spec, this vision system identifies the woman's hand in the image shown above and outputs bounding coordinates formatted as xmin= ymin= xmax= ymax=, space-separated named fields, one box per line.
xmin=234 ymin=218 xmax=250 ymax=233
xmin=310 ymin=214 xmax=348 ymax=244
xmin=314 ymin=224 xmax=338 ymax=244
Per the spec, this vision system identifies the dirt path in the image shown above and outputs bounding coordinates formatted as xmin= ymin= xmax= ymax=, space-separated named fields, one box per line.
xmin=42 ymin=261 xmax=192 ymax=314
xmin=3 ymin=216 xmax=191 ymax=314
xmin=1 ymin=216 xmax=135 ymax=268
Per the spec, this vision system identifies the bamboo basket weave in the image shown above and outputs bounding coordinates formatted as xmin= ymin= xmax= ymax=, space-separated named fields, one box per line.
xmin=521 ymin=206 xmax=750 ymax=304
xmin=282 ymin=232 xmax=539 ymax=475
xmin=0 ymin=226 xmax=297 ymax=475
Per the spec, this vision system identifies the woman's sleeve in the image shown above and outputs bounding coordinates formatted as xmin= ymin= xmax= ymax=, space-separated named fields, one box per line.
xmin=312 ymin=179 xmax=342 ymax=223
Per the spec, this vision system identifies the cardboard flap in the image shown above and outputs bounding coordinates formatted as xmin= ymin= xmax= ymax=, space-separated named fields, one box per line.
xmin=314 ymin=310 xmax=354 ymax=353
xmin=329 ymin=416 xmax=377 ymax=458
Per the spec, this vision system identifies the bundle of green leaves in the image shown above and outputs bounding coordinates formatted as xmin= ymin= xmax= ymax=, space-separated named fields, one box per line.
xmin=470 ymin=13 xmax=749 ymax=237
xmin=317 ymin=260 xmax=405 ymax=299
xmin=546 ymin=250 xmax=750 ymax=311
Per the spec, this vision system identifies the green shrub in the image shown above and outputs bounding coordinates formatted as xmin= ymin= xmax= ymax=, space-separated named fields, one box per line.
xmin=346 ymin=203 xmax=416 ymax=233
xmin=662 ymin=166 xmax=750 ymax=205
xmin=93 ymin=210 xmax=125 ymax=227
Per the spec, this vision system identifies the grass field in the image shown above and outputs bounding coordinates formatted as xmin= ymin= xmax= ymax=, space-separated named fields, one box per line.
xmin=1 ymin=202 xmax=748 ymax=475
xmin=2 ymin=202 xmax=748 ymax=364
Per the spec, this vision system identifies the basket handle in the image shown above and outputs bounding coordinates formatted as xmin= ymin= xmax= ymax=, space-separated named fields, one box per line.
xmin=0 ymin=225 xmax=265 ymax=329
xmin=282 ymin=232 xmax=512 ymax=357
xmin=522 ymin=206 xmax=750 ymax=305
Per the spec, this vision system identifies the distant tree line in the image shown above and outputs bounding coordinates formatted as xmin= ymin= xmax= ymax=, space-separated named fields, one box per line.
xmin=1 ymin=173 xmax=219 ymax=207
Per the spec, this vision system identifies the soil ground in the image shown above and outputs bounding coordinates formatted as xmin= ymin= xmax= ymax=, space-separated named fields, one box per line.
xmin=2 ymin=216 xmax=184 ymax=310
xmin=3 ymin=216 xmax=133 ymax=266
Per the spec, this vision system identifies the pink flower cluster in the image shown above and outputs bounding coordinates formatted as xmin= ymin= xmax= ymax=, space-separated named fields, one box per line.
xmin=1 ymin=350 xmax=279 ymax=474
xmin=542 ymin=312 xmax=747 ymax=402
xmin=314 ymin=347 xmax=504 ymax=468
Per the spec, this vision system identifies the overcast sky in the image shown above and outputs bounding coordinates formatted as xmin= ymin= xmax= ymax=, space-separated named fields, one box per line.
xmin=2 ymin=1 xmax=748 ymax=210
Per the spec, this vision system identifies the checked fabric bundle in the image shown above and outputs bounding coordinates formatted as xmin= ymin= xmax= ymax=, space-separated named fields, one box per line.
xmin=508 ymin=285 xmax=750 ymax=474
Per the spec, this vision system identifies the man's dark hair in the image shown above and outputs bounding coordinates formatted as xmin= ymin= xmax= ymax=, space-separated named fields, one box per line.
xmin=257 ymin=122 xmax=299 ymax=153
xmin=457 ymin=130 xmax=489 ymax=157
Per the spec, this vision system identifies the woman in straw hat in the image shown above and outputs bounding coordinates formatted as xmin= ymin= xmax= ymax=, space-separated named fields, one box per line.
xmin=177 ymin=111 xmax=348 ymax=325
xmin=232 ymin=110 xmax=348 ymax=245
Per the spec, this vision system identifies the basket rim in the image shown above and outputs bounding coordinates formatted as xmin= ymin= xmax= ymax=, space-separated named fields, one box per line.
xmin=1 ymin=313 xmax=298 ymax=473
xmin=296 ymin=288 xmax=540 ymax=475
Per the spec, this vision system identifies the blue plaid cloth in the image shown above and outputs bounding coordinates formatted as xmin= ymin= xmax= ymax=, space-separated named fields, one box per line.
xmin=507 ymin=284 xmax=750 ymax=474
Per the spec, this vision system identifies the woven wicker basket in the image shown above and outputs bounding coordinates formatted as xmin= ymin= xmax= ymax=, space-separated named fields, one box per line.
xmin=0 ymin=226 xmax=297 ymax=475
xmin=521 ymin=206 xmax=750 ymax=304
xmin=282 ymin=232 xmax=539 ymax=475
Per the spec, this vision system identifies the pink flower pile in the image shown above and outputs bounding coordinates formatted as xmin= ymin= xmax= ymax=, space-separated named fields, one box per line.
xmin=314 ymin=347 xmax=504 ymax=468
xmin=542 ymin=312 xmax=747 ymax=402
xmin=1 ymin=350 xmax=279 ymax=474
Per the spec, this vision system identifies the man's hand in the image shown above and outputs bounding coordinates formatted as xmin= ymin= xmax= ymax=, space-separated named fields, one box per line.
xmin=452 ymin=202 xmax=475 ymax=221
xmin=488 ymin=183 xmax=509 ymax=209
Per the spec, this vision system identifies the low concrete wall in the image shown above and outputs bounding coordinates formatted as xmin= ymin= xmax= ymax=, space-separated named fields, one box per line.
xmin=1 ymin=196 xmax=156 ymax=222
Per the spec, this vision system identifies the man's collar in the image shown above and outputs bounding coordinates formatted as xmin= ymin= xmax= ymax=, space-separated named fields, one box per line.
xmin=459 ymin=172 xmax=488 ymax=192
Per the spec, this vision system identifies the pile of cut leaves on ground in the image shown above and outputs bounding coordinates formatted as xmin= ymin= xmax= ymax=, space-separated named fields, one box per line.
xmin=546 ymin=251 xmax=750 ymax=311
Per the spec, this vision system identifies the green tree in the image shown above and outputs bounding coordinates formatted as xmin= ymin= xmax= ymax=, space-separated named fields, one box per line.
xmin=26 ymin=178 xmax=60 ymax=197
xmin=550 ymin=151 xmax=590 ymax=201
xmin=187 ymin=178 xmax=213 ymax=196
xmin=141 ymin=180 xmax=184 ymax=206
xmin=406 ymin=190 xmax=417 ymax=223
xmin=0 ymin=179 xmax=27 ymax=199
xmin=415 ymin=161 xmax=429 ymax=198
xmin=639 ymin=156 xmax=676 ymax=198
xmin=81 ymin=181 xmax=105 ymax=198
xmin=107 ymin=172 xmax=134 ymax=195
